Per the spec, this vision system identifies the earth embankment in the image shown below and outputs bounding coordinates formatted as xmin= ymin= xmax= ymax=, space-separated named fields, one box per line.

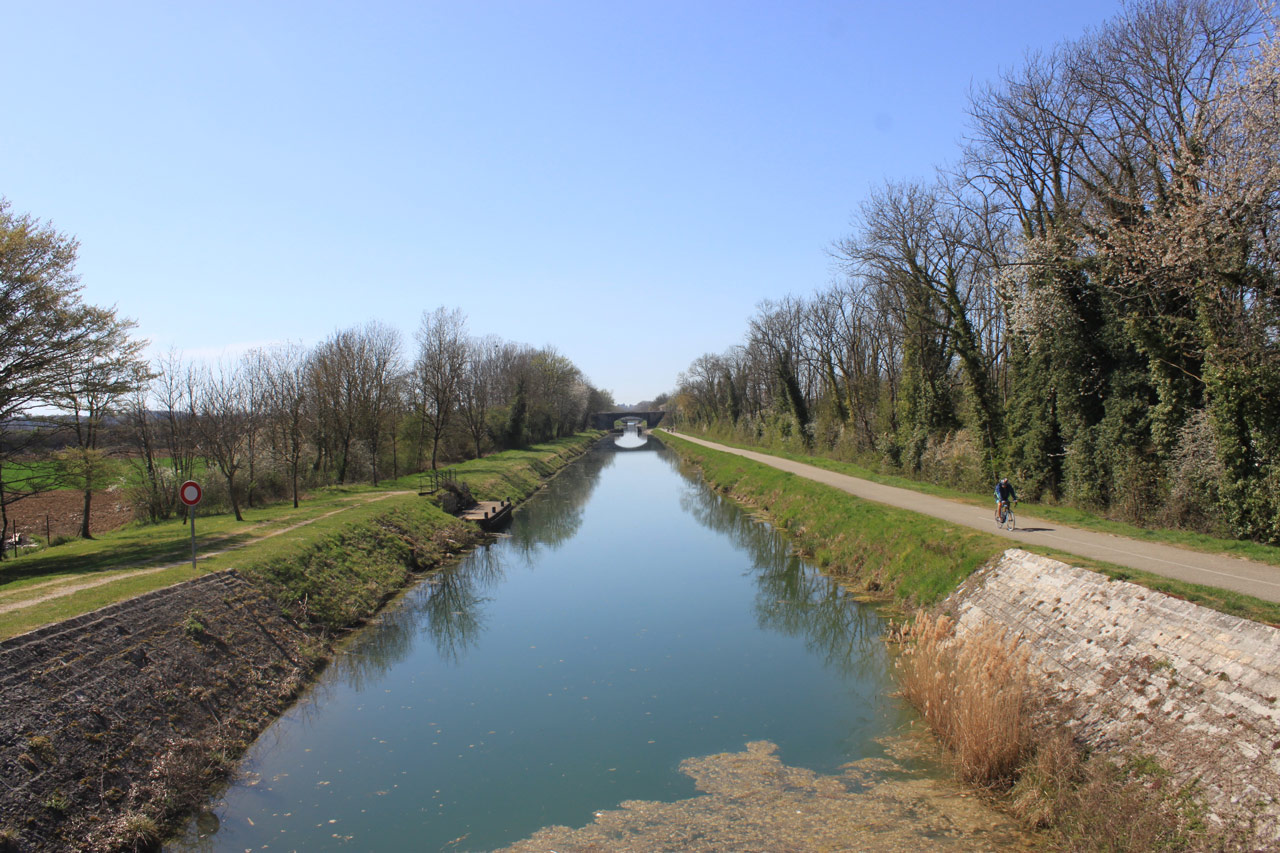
xmin=0 ymin=571 xmax=319 ymax=851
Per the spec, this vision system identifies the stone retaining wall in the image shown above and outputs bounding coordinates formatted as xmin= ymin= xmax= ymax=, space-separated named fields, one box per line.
xmin=947 ymin=549 xmax=1280 ymax=844
xmin=0 ymin=570 xmax=318 ymax=852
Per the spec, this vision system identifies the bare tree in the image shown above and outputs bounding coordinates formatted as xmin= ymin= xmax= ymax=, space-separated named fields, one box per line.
xmin=307 ymin=323 xmax=399 ymax=484
xmin=47 ymin=309 xmax=149 ymax=538
xmin=458 ymin=335 xmax=502 ymax=458
xmin=414 ymin=307 xmax=468 ymax=470
xmin=359 ymin=323 xmax=402 ymax=485
xmin=240 ymin=349 xmax=271 ymax=508
xmin=196 ymin=362 xmax=251 ymax=522
xmin=261 ymin=343 xmax=310 ymax=508
xmin=155 ymin=350 xmax=200 ymax=512
xmin=836 ymin=181 xmax=1004 ymax=463
xmin=748 ymin=296 xmax=814 ymax=443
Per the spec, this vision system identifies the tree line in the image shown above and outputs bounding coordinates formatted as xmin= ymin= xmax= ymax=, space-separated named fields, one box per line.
xmin=0 ymin=201 xmax=612 ymax=542
xmin=674 ymin=0 xmax=1280 ymax=543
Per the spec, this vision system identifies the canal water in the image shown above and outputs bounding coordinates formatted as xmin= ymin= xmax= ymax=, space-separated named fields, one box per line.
xmin=174 ymin=435 xmax=1026 ymax=851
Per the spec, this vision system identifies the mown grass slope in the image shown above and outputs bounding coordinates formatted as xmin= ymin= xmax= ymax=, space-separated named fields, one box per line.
xmin=664 ymin=433 xmax=1006 ymax=608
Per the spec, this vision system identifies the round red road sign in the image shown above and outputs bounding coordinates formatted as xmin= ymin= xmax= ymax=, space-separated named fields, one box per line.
xmin=179 ymin=480 xmax=203 ymax=507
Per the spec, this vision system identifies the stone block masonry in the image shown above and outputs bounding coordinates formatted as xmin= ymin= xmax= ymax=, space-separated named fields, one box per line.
xmin=0 ymin=570 xmax=319 ymax=852
xmin=948 ymin=549 xmax=1280 ymax=845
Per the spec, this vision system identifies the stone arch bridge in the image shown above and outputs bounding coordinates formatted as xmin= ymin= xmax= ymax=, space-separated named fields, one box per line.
xmin=589 ymin=411 xmax=667 ymax=430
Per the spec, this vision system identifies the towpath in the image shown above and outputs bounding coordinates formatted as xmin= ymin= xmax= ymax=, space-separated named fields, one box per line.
xmin=664 ymin=431 xmax=1280 ymax=603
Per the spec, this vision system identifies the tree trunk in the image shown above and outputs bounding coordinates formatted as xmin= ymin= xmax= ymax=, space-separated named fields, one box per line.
xmin=79 ymin=489 xmax=93 ymax=539
xmin=0 ymin=474 xmax=8 ymax=561
xmin=226 ymin=473 xmax=243 ymax=522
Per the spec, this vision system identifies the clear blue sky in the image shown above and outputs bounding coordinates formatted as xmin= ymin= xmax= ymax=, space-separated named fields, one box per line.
xmin=3 ymin=0 xmax=1121 ymax=405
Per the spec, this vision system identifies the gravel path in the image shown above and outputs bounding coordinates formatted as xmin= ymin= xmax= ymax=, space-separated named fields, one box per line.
xmin=666 ymin=431 xmax=1280 ymax=603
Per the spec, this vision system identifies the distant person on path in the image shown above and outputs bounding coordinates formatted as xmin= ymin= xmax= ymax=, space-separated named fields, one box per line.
xmin=994 ymin=477 xmax=1018 ymax=522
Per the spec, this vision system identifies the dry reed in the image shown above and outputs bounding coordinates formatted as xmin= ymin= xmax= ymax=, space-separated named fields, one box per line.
xmin=895 ymin=610 xmax=1034 ymax=787
xmin=893 ymin=612 xmax=1250 ymax=850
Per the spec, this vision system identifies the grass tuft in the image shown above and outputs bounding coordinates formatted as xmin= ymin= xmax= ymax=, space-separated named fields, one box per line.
xmin=895 ymin=611 xmax=1034 ymax=787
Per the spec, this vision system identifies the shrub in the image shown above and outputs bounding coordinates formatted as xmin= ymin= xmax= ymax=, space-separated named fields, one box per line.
xmin=919 ymin=429 xmax=988 ymax=492
xmin=182 ymin=612 xmax=206 ymax=637
xmin=1164 ymin=409 xmax=1226 ymax=534
xmin=41 ymin=791 xmax=69 ymax=813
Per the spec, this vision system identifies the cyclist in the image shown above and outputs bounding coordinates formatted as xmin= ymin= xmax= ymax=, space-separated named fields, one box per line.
xmin=994 ymin=477 xmax=1018 ymax=523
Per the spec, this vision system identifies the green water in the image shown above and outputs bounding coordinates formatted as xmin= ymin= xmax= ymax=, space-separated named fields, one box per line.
xmin=174 ymin=438 xmax=924 ymax=851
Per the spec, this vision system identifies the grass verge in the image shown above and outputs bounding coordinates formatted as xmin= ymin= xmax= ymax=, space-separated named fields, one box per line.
xmin=663 ymin=432 xmax=1006 ymax=608
xmin=666 ymin=428 xmax=1280 ymax=568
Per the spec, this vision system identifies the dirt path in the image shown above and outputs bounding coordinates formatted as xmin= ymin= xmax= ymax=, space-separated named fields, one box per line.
xmin=0 ymin=492 xmax=413 ymax=616
xmin=666 ymin=431 xmax=1280 ymax=603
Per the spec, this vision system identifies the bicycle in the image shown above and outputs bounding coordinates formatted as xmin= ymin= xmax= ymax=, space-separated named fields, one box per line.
xmin=996 ymin=499 xmax=1017 ymax=531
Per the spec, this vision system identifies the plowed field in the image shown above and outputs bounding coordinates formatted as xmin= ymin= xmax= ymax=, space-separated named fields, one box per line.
xmin=3 ymin=489 xmax=135 ymax=542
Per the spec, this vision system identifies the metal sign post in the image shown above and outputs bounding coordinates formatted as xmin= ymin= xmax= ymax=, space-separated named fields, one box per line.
xmin=179 ymin=481 xmax=203 ymax=569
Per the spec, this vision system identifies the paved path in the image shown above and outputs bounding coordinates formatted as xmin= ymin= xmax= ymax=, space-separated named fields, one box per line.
xmin=665 ymin=431 xmax=1280 ymax=603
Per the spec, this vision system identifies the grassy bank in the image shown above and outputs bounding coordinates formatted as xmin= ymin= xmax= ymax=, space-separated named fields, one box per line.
xmin=0 ymin=433 xmax=601 ymax=639
xmin=671 ymin=427 xmax=1280 ymax=569
xmin=664 ymin=431 xmax=1280 ymax=626
xmin=663 ymin=432 xmax=1006 ymax=608
xmin=242 ymin=433 xmax=600 ymax=633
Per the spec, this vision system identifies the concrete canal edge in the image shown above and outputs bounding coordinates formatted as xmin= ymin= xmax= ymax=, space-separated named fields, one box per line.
xmin=0 ymin=434 xmax=599 ymax=853
xmin=948 ymin=550 xmax=1280 ymax=845
xmin=666 ymin=432 xmax=1280 ymax=845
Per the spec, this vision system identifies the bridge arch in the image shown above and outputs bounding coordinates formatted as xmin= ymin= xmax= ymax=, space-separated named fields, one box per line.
xmin=590 ymin=410 xmax=667 ymax=430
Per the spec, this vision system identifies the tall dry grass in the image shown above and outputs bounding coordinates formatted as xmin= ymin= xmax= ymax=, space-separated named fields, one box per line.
xmin=895 ymin=611 xmax=1035 ymax=787
xmin=894 ymin=612 xmax=1249 ymax=851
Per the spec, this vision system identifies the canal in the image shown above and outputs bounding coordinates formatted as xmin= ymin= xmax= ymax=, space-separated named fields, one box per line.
xmin=175 ymin=435 xmax=1026 ymax=851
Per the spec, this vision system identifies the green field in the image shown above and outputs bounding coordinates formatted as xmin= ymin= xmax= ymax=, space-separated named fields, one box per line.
xmin=0 ymin=455 xmax=216 ymax=493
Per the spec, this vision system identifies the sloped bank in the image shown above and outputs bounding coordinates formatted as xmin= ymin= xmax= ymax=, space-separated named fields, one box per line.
xmin=666 ymin=433 xmax=1279 ymax=848
xmin=661 ymin=432 xmax=1007 ymax=607
xmin=948 ymin=550 xmax=1280 ymax=846
xmin=0 ymin=435 xmax=598 ymax=852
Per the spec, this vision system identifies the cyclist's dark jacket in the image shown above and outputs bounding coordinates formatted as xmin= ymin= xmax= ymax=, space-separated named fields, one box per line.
xmin=995 ymin=481 xmax=1017 ymax=502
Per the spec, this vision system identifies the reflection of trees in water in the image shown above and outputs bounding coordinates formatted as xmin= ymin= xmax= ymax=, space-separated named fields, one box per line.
xmin=322 ymin=447 xmax=628 ymax=686
xmin=753 ymin=560 xmax=888 ymax=681
xmin=420 ymin=560 xmax=488 ymax=665
xmin=329 ymin=594 xmax=422 ymax=690
xmin=507 ymin=447 xmax=615 ymax=561
xmin=328 ymin=543 xmax=509 ymax=685
xmin=678 ymin=473 xmax=889 ymax=681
